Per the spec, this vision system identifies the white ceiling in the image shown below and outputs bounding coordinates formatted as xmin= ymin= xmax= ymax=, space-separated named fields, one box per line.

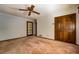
xmin=0 ymin=4 xmax=77 ymax=19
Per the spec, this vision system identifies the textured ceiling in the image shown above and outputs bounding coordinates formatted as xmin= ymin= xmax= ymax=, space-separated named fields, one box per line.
xmin=0 ymin=4 xmax=77 ymax=19
xmin=0 ymin=4 xmax=41 ymax=19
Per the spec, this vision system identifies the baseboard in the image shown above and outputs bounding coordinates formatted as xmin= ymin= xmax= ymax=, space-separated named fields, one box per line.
xmin=0 ymin=36 xmax=27 ymax=42
xmin=36 ymin=36 xmax=79 ymax=45
xmin=37 ymin=36 xmax=53 ymax=40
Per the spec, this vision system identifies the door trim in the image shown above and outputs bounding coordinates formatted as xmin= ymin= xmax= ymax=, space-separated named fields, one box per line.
xmin=35 ymin=20 xmax=37 ymax=36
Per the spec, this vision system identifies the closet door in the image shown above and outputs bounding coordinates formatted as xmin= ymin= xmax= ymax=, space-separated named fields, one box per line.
xmin=55 ymin=13 xmax=76 ymax=44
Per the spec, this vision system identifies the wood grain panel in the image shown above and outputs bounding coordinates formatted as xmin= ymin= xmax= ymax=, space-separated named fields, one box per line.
xmin=55 ymin=13 xmax=76 ymax=44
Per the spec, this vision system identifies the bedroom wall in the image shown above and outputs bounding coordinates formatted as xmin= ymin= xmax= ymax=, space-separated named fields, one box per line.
xmin=37 ymin=4 xmax=76 ymax=40
xmin=0 ymin=12 xmax=33 ymax=41
xmin=37 ymin=4 xmax=55 ymax=39
xmin=76 ymin=5 xmax=79 ymax=45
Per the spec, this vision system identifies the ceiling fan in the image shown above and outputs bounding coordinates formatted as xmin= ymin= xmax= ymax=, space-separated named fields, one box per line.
xmin=11 ymin=5 xmax=40 ymax=16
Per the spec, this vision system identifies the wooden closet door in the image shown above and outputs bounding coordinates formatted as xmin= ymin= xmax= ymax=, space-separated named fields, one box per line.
xmin=55 ymin=13 xmax=76 ymax=44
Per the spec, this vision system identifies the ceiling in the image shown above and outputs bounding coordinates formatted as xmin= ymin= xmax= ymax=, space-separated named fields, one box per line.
xmin=0 ymin=4 xmax=77 ymax=19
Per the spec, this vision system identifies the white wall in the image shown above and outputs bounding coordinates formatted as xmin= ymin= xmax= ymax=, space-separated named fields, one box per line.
xmin=76 ymin=5 xmax=79 ymax=45
xmin=37 ymin=4 xmax=76 ymax=40
xmin=37 ymin=15 xmax=53 ymax=39
xmin=0 ymin=12 xmax=33 ymax=41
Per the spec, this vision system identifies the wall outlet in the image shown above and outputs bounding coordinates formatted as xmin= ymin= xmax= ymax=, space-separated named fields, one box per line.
xmin=39 ymin=34 xmax=42 ymax=37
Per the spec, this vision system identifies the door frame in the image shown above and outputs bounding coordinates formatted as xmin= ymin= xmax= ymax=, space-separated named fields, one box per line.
xmin=27 ymin=21 xmax=33 ymax=36
xmin=35 ymin=19 xmax=37 ymax=36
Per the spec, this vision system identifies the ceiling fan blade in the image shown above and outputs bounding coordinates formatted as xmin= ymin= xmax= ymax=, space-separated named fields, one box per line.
xmin=18 ymin=9 xmax=28 ymax=11
xmin=28 ymin=11 xmax=31 ymax=16
xmin=31 ymin=5 xmax=35 ymax=11
xmin=32 ymin=11 xmax=40 ymax=15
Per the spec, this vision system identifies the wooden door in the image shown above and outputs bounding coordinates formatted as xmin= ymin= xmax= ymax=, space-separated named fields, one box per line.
xmin=55 ymin=13 xmax=76 ymax=44
xmin=27 ymin=21 xmax=33 ymax=36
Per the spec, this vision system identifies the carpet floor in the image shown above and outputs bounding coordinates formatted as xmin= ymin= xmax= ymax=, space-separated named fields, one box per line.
xmin=0 ymin=36 xmax=79 ymax=54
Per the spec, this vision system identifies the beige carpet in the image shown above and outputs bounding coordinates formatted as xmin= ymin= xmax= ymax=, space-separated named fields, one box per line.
xmin=0 ymin=36 xmax=79 ymax=54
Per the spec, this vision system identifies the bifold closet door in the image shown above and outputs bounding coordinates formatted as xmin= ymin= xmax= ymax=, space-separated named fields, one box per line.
xmin=55 ymin=13 xmax=76 ymax=44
